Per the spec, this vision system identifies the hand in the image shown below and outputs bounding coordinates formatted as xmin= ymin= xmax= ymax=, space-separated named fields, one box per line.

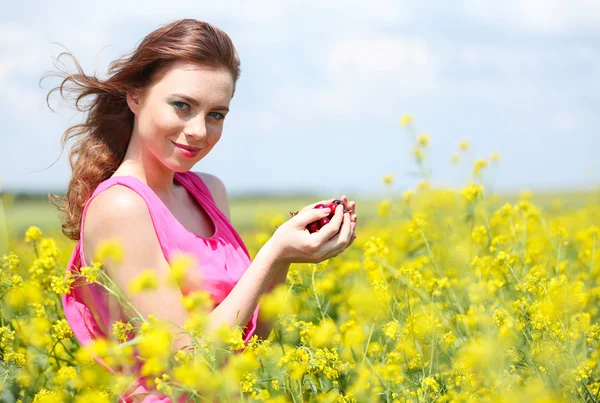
xmin=269 ymin=197 xmax=357 ymax=264
xmin=339 ymin=195 xmax=358 ymax=246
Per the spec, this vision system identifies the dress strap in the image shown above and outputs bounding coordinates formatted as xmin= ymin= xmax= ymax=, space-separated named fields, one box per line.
xmin=176 ymin=171 xmax=251 ymax=258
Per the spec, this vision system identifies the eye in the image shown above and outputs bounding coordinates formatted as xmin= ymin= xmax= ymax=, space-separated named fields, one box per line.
xmin=171 ymin=101 xmax=190 ymax=111
xmin=209 ymin=112 xmax=225 ymax=121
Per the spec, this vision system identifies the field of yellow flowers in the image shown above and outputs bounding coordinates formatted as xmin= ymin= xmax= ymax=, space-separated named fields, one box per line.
xmin=1 ymin=118 xmax=599 ymax=402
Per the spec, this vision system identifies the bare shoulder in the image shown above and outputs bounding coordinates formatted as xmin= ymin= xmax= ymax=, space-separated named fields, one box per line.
xmin=192 ymin=172 xmax=231 ymax=220
xmin=85 ymin=185 xmax=150 ymax=228
xmin=83 ymin=185 xmax=158 ymax=261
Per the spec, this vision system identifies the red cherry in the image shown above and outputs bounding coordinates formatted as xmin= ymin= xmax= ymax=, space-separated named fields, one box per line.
xmin=318 ymin=217 xmax=330 ymax=228
xmin=313 ymin=203 xmax=327 ymax=209
xmin=327 ymin=203 xmax=339 ymax=217
xmin=333 ymin=199 xmax=343 ymax=205
xmin=307 ymin=222 xmax=319 ymax=233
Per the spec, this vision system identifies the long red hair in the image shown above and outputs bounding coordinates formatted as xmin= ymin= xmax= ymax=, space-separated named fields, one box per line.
xmin=44 ymin=19 xmax=241 ymax=241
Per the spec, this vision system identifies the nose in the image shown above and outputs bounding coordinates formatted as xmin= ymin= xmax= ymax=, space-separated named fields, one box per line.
xmin=184 ymin=115 xmax=209 ymax=145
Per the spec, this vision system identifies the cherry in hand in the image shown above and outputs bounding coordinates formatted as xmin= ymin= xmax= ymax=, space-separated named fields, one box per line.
xmin=307 ymin=199 xmax=344 ymax=233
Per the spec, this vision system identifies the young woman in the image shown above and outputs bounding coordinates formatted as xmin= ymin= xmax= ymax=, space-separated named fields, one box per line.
xmin=49 ymin=19 xmax=357 ymax=401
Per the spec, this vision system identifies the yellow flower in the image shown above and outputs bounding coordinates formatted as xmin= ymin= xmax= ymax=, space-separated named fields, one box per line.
xmin=471 ymin=225 xmax=488 ymax=244
xmin=56 ymin=366 xmax=78 ymax=385
xmin=255 ymin=231 xmax=270 ymax=246
xmin=33 ymin=389 xmax=62 ymax=403
xmin=382 ymin=174 xmax=394 ymax=186
xmin=310 ymin=318 xmax=340 ymax=348
xmin=167 ymin=251 xmax=197 ymax=287
xmin=461 ymin=183 xmax=483 ymax=202
xmin=473 ymin=158 xmax=488 ymax=176
xmin=224 ymin=326 xmax=246 ymax=351
xmin=520 ymin=189 xmax=533 ymax=200
xmin=417 ymin=180 xmax=430 ymax=192
xmin=340 ymin=319 xmax=365 ymax=347
xmin=413 ymin=147 xmax=424 ymax=162
xmin=182 ymin=290 xmax=213 ymax=312
xmin=490 ymin=152 xmax=500 ymax=162
xmin=51 ymin=319 xmax=74 ymax=341
xmin=382 ymin=320 xmax=400 ymax=341
xmin=93 ymin=238 xmax=123 ymax=264
xmin=155 ymin=373 xmax=173 ymax=396
xmin=24 ymin=226 xmax=42 ymax=243
xmin=141 ymin=356 xmax=167 ymax=377
xmin=422 ymin=376 xmax=440 ymax=394
xmin=400 ymin=114 xmax=414 ymax=127
xmin=441 ymin=331 xmax=456 ymax=349
xmin=417 ymin=133 xmax=430 ymax=147
xmin=259 ymin=283 xmax=289 ymax=321
xmin=50 ymin=274 xmax=74 ymax=295
xmin=270 ymin=214 xmax=286 ymax=228
xmin=4 ymin=350 xmax=26 ymax=367
xmin=0 ymin=251 xmax=19 ymax=272
xmin=451 ymin=154 xmax=460 ymax=164
xmin=377 ymin=199 xmax=391 ymax=217
xmin=80 ymin=262 xmax=102 ymax=283
xmin=112 ymin=320 xmax=134 ymax=342
xmin=128 ymin=269 xmax=159 ymax=295
xmin=459 ymin=139 xmax=469 ymax=151
xmin=139 ymin=324 xmax=172 ymax=360
xmin=183 ymin=311 xmax=209 ymax=337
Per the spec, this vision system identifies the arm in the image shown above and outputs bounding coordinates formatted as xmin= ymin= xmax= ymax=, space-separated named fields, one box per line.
xmin=253 ymin=260 xmax=290 ymax=339
xmin=84 ymin=185 xmax=283 ymax=352
xmin=196 ymin=172 xmax=289 ymax=340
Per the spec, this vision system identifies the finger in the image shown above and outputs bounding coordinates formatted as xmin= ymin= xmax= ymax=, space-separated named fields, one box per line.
xmin=348 ymin=233 xmax=357 ymax=248
xmin=312 ymin=203 xmax=344 ymax=242
xmin=347 ymin=224 xmax=357 ymax=247
xmin=292 ymin=205 xmax=332 ymax=228
xmin=300 ymin=198 xmax=336 ymax=212
xmin=322 ymin=211 xmax=353 ymax=252
xmin=350 ymin=213 xmax=357 ymax=223
xmin=349 ymin=201 xmax=356 ymax=213
xmin=345 ymin=218 xmax=355 ymax=244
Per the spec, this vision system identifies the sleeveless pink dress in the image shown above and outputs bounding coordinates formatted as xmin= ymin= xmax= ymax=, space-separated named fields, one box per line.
xmin=61 ymin=171 xmax=261 ymax=402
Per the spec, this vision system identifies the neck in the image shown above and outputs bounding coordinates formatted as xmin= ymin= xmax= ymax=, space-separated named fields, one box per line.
xmin=118 ymin=132 xmax=176 ymax=197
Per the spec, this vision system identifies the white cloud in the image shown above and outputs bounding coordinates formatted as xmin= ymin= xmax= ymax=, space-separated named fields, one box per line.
xmin=549 ymin=110 xmax=584 ymax=132
xmin=463 ymin=0 xmax=600 ymax=34
xmin=312 ymin=34 xmax=437 ymax=118
xmin=326 ymin=35 xmax=434 ymax=82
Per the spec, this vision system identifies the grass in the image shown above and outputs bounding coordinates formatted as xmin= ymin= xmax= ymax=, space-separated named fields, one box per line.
xmin=2 ymin=188 xmax=598 ymax=254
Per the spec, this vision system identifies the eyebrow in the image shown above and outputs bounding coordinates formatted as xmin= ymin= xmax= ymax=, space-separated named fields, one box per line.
xmin=170 ymin=93 xmax=230 ymax=111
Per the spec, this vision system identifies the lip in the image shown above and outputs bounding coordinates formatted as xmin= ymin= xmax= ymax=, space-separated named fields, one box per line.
xmin=171 ymin=141 xmax=202 ymax=152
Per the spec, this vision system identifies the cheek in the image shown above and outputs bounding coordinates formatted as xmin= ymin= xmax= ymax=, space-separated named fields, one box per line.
xmin=141 ymin=105 xmax=182 ymax=139
xmin=209 ymin=127 xmax=223 ymax=145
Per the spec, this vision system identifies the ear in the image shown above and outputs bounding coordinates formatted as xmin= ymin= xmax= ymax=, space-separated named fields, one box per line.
xmin=126 ymin=90 xmax=142 ymax=115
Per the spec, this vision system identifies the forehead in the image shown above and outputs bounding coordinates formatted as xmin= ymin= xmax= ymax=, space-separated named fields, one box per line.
xmin=150 ymin=60 xmax=234 ymax=100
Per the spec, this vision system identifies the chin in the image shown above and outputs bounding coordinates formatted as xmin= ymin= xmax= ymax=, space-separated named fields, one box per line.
xmin=163 ymin=159 xmax=193 ymax=174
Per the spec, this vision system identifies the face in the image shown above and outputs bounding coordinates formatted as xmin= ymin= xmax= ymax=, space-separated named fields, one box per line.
xmin=127 ymin=60 xmax=234 ymax=172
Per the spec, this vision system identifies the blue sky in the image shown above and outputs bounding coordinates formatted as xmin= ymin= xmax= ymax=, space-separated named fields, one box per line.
xmin=1 ymin=1 xmax=599 ymax=196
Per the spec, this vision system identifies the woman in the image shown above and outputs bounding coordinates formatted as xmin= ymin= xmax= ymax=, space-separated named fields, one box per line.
xmin=48 ymin=19 xmax=357 ymax=401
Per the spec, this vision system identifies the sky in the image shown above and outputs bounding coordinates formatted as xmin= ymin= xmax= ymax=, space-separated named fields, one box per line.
xmin=1 ymin=0 xmax=599 ymax=197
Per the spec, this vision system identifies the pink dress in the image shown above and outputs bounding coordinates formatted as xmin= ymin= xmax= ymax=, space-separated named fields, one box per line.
xmin=61 ymin=171 xmax=260 ymax=402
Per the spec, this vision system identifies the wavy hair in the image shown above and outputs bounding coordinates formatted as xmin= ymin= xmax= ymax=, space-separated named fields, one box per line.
xmin=43 ymin=19 xmax=241 ymax=241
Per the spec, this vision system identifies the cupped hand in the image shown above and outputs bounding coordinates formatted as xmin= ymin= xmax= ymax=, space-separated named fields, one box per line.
xmin=269 ymin=197 xmax=357 ymax=264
